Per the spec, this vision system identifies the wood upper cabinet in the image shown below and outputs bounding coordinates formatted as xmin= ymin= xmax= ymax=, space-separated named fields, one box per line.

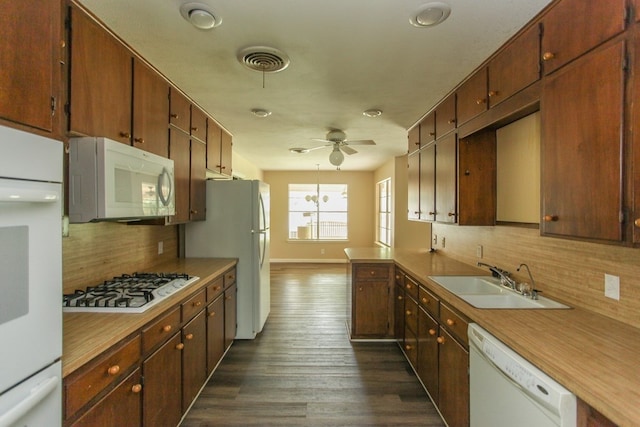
xmin=168 ymin=129 xmax=191 ymax=224
xmin=458 ymin=130 xmax=496 ymax=226
xmin=132 ymin=58 xmax=169 ymax=157
xmin=169 ymin=88 xmax=191 ymax=133
xmin=182 ymin=311 xmax=207 ymax=414
xmin=420 ymin=112 xmax=436 ymax=147
xmin=435 ymin=94 xmax=456 ymax=137
xmin=434 ymin=133 xmax=457 ymax=223
xmin=219 ymin=129 xmax=233 ymax=177
xmin=419 ymin=144 xmax=436 ymax=222
xmin=540 ymin=0 xmax=627 ymax=75
xmin=456 ymin=67 xmax=488 ymax=126
xmin=0 ymin=0 xmax=60 ymax=134
xmin=407 ymin=152 xmax=420 ymax=221
xmin=488 ymin=23 xmax=540 ymax=108
xmin=69 ymin=5 xmax=132 ymax=143
xmin=190 ymin=106 xmax=207 ymax=142
xmin=541 ymin=40 xmax=625 ymax=242
xmin=190 ymin=140 xmax=207 ymax=221
xmin=206 ymin=119 xmax=222 ymax=171
xmin=142 ymin=333 xmax=182 ymax=427
xmin=407 ymin=124 xmax=420 ymax=154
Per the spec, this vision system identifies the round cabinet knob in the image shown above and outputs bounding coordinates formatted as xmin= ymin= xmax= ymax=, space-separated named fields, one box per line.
xmin=185 ymin=333 xmax=194 ymax=340
xmin=369 ymin=271 xmax=375 ymax=276
xmin=475 ymin=98 xmax=486 ymax=105
xmin=405 ymin=345 xmax=413 ymax=351
xmin=131 ymin=384 xmax=142 ymax=393
xmin=134 ymin=137 xmax=145 ymax=144
xmin=421 ymin=297 xmax=429 ymax=304
xmin=358 ymin=287 xmax=364 ymax=291
xmin=175 ymin=343 xmax=185 ymax=350
xmin=544 ymin=215 xmax=559 ymax=222
xmin=170 ymin=113 xmax=179 ymax=119
xmin=190 ymin=210 xmax=198 ymax=215
xmin=209 ymin=311 xmax=216 ymax=317
xmin=107 ymin=365 xmax=120 ymax=376
xmin=542 ymin=52 xmax=555 ymax=61
xmin=193 ymin=301 xmax=202 ymax=307
xmin=488 ymin=90 xmax=499 ymax=97
xmin=428 ymin=329 xmax=437 ymax=336
xmin=428 ymin=211 xmax=435 ymax=215
xmin=192 ymin=127 xmax=199 ymax=132
xmin=162 ymin=325 xmax=172 ymax=333
xmin=119 ymin=132 xmax=131 ymax=139
xmin=446 ymin=318 xmax=455 ymax=326
xmin=436 ymin=336 xmax=445 ymax=344
xmin=448 ymin=212 xmax=456 ymax=217
xmin=429 ymin=132 xmax=436 ymax=136
xmin=634 ymin=218 xmax=640 ymax=228
xmin=414 ymin=141 xmax=420 ymax=146
xmin=448 ymin=119 xmax=456 ymax=125
xmin=406 ymin=284 xmax=412 ymax=290
xmin=405 ymin=310 xmax=412 ymax=316
xmin=397 ymin=295 xmax=403 ymax=301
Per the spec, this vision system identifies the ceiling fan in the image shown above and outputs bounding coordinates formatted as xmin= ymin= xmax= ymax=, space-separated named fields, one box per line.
xmin=289 ymin=130 xmax=376 ymax=167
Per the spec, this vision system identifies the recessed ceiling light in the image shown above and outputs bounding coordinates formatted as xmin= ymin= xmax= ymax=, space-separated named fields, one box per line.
xmin=363 ymin=109 xmax=383 ymax=118
xmin=251 ymin=108 xmax=272 ymax=118
xmin=410 ymin=2 xmax=451 ymax=28
xmin=180 ymin=3 xmax=221 ymax=30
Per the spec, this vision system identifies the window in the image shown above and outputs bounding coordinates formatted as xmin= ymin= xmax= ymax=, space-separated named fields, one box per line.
xmin=377 ymin=178 xmax=391 ymax=246
xmin=289 ymin=183 xmax=348 ymax=240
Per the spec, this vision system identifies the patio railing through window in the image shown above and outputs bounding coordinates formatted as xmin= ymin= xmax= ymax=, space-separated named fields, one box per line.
xmin=290 ymin=221 xmax=347 ymax=240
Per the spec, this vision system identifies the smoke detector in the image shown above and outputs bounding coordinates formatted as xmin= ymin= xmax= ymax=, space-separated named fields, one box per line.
xmin=237 ymin=46 xmax=290 ymax=73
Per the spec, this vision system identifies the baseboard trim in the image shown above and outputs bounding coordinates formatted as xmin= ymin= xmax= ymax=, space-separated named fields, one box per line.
xmin=271 ymin=258 xmax=347 ymax=264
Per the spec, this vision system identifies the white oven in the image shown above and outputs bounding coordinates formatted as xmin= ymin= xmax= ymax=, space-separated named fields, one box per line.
xmin=0 ymin=125 xmax=62 ymax=426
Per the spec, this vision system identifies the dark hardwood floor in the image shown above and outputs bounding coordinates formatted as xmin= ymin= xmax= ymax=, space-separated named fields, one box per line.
xmin=181 ymin=263 xmax=445 ymax=426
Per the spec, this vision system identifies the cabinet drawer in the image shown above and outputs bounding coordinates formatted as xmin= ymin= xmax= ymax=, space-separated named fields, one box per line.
xmin=224 ymin=268 xmax=236 ymax=287
xmin=440 ymin=303 xmax=469 ymax=346
xmin=418 ymin=286 xmax=439 ymax=317
xmin=404 ymin=275 xmax=419 ymax=300
xmin=354 ymin=265 xmax=390 ymax=280
xmin=404 ymin=295 xmax=418 ymax=336
xmin=206 ymin=276 xmax=224 ymax=302
xmin=142 ymin=307 xmax=180 ymax=354
xmin=65 ymin=335 xmax=141 ymax=419
xmin=182 ymin=288 xmax=206 ymax=322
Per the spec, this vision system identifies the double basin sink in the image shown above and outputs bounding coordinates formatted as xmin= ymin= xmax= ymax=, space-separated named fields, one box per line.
xmin=429 ymin=276 xmax=570 ymax=309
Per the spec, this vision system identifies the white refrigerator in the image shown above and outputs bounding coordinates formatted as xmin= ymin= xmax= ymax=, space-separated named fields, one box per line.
xmin=185 ymin=179 xmax=270 ymax=339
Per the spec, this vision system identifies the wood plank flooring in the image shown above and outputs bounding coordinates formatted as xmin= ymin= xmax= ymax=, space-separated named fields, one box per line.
xmin=181 ymin=263 xmax=445 ymax=426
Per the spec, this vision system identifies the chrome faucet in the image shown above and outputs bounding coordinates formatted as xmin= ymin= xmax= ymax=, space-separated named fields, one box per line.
xmin=477 ymin=262 xmax=517 ymax=290
xmin=517 ymin=263 xmax=537 ymax=299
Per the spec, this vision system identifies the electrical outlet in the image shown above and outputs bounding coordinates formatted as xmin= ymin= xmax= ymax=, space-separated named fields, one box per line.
xmin=441 ymin=237 xmax=446 ymax=248
xmin=604 ymin=274 xmax=620 ymax=300
xmin=158 ymin=241 xmax=164 ymax=255
xmin=320 ymin=248 xmax=325 ymax=255
xmin=476 ymin=245 xmax=483 ymax=258
xmin=433 ymin=235 xmax=437 ymax=245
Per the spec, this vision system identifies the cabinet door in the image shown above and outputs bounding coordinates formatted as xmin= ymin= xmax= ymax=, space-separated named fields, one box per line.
xmin=206 ymin=119 xmax=222 ymax=172
xmin=353 ymin=281 xmax=389 ymax=336
xmin=0 ymin=0 xmax=59 ymax=133
xmin=541 ymin=0 xmax=626 ymax=75
xmin=404 ymin=325 xmax=418 ymax=369
xmin=71 ymin=369 xmax=142 ymax=427
xmin=435 ymin=94 xmax=456 ymax=137
xmin=417 ymin=308 xmax=438 ymax=405
xmin=419 ymin=144 xmax=436 ymax=221
xmin=456 ymin=67 xmax=487 ymax=126
xmin=142 ymin=333 xmax=182 ymax=427
xmin=207 ymin=295 xmax=225 ymax=375
xmin=407 ymin=152 xmax=420 ymax=221
xmin=489 ymin=23 xmax=540 ymax=108
xmin=458 ymin=130 xmax=496 ymax=226
xmin=169 ymin=88 xmax=191 ymax=132
xmin=220 ymin=129 xmax=233 ymax=176
xmin=407 ymin=125 xmax=420 ymax=155
xmin=435 ymin=133 xmax=457 ymax=223
xmin=438 ymin=328 xmax=469 ymax=427
xmin=394 ymin=285 xmax=405 ymax=345
xmin=190 ymin=140 xmax=206 ymax=221
xmin=633 ymin=34 xmax=640 ymax=244
xmin=420 ymin=112 xmax=436 ymax=147
xmin=190 ymin=106 xmax=207 ymax=142
xmin=224 ymin=283 xmax=237 ymax=350
xmin=168 ymin=129 xmax=191 ymax=224
xmin=182 ymin=311 xmax=207 ymax=413
xmin=541 ymin=41 xmax=624 ymax=241
xmin=132 ymin=58 xmax=169 ymax=157
xmin=69 ymin=6 xmax=132 ymax=143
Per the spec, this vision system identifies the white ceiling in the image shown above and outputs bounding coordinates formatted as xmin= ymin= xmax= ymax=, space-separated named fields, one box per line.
xmin=77 ymin=0 xmax=552 ymax=172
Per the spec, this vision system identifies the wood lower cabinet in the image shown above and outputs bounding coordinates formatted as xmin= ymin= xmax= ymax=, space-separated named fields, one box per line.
xmin=224 ymin=282 xmax=237 ymax=350
xmin=541 ymin=40 xmax=625 ymax=242
xmin=207 ymin=294 xmax=225 ymax=374
xmin=0 ymin=0 xmax=61 ymax=134
xmin=350 ymin=263 xmax=393 ymax=338
xmin=417 ymin=307 xmax=439 ymax=405
xmin=437 ymin=327 xmax=469 ymax=427
xmin=142 ymin=333 xmax=183 ymax=427
xmin=182 ymin=311 xmax=207 ymax=413
xmin=577 ymin=397 xmax=617 ymax=427
xmin=71 ymin=369 xmax=142 ymax=427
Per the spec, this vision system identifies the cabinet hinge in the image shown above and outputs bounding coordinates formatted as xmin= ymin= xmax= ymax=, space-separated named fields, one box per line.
xmin=50 ymin=97 xmax=56 ymax=115
xmin=140 ymin=375 xmax=145 ymax=386
xmin=619 ymin=211 xmax=625 ymax=224
xmin=623 ymin=53 xmax=630 ymax=73
xmin=64 ymin=103 xmax=70 ymax=115
xmin=624 ymin=4 xmax=633 ymax=26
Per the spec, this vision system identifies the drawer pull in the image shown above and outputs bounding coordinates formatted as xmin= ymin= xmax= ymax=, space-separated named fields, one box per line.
xmin=225 ymin=295 xmax=232 ymax=300
xmin=428 ymin=329 xmax=437 ymax=336
xmin=397 ymin=295 xmax=403 ymax=301
xmin=635 ymin=218 xmax=640 ymax=227
xmin=488 ymin=90 xmax=499 ymax=97
xmin=170 ymin=113 xmax=179 ymax=119
xmin=191 ymin=127 xmax=199 ymax=132
xmin=185 ymin=333 xmax=194 ymax=340
xmin=405 ymin=344 xmax=413 ymax=351
xmin=446 ymin=318 xmax=456 ymax=326
xmin=544 ymin=214 xmax=559 ymax=222
xmin=436 ymin=336 xmax=445 ymax=344
xmin=542 ymin=52 xmax=555 ymax=61
xmin=193 ymin=301 xmax=202 ymax=307
xmin=475 ymin=98 xmax=486 ymax=105
xmin=131 ymin=384 xmax=142 ymax=394
xmin=209 ymin=311 xmax=216 ymax=317
xmin=447 ymin=118 xmax=456 ymax=124
xmin=119 ymin=131 xmax=131 ymax=139
xmin=175 ymin=343 xmax=184 ymax=350
xmin=369 ymin=271 xmax=375 ymax=276
xmin=213 ymin=286 xmax=221 ymax=291
xmin=162 ymin=325 xmax=172 ymax=333
xmin=405 ymin=284 xmax=412 ymax=290
xmin=421 ymin=297 xmax=429 ymax=304
xmin=107 ymin=365 xmax=120 ymax=376
xmin=405 ymin=310 xmax=412 ymax=316
xmin=359 ymin=287 xmax=364 ymax=291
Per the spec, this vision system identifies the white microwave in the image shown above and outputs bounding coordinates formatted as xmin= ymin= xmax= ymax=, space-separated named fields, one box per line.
xmin=68 ymin=137 xmax=175 ymax=223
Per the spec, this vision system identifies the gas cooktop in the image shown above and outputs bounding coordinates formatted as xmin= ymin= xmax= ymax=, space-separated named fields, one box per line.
xmin=63 ymin=272 xmax=200 ymax=313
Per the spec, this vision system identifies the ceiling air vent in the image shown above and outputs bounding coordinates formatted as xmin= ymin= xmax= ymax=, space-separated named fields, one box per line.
xmin=237 ymin=46 xmax=290 ymax=73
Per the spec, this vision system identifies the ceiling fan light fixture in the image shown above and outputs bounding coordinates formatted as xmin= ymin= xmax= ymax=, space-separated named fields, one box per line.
xmin=251 ymin=108 xmax=272 ymax=117
xmin=410 ymin=2 xmax=451 ymax=28
xmin=289 ymin=147 xmax=309 ymax=154
xmin=329 ymin=146 xmax=344 ymax=166
xmin=363 ymin=109 xmax=383 ymax=118
xmin=180 ymin=3 xmax=221 ymax=30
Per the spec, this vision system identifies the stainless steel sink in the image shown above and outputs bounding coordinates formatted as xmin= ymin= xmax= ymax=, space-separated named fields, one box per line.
xmin=428 ymin=276 xmax=570 ymax=309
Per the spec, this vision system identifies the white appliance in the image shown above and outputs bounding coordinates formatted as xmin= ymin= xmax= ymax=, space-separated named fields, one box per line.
xmin=468 ymin=323 xmax=576 ymax=427
xmin=0 ymin=125 xmax=63 ymax=426
xmin=185 ymin=179 xmax=270 ymax=339
xmin=68 ymin=137 xmax=175 ymax=223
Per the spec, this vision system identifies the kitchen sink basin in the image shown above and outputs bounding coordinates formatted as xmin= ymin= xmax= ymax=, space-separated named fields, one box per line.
xmin=428 ymin=276 xmax=570 ymax=309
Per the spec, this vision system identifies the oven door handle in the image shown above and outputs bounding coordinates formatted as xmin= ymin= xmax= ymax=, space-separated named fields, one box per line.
xmin=0 ymin=180 xmax=60 ymax=203
xmin=0 ymin=375 xmax=58 ymax=427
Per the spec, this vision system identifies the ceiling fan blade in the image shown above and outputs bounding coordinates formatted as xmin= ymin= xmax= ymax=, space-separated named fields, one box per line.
xmin=311 ymin=138 xmax=333 ymax=144
xmin=345 ymin=139 xmax=376 ymax=145
xmin=341 ymin=145 xmax=358 ymax=155
xmin=289 ymin=145 xmax=329 ymax=154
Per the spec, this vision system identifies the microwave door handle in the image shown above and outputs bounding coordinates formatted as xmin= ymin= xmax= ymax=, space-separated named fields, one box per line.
xmin=157 ymin=168 xmax=172 ymax=206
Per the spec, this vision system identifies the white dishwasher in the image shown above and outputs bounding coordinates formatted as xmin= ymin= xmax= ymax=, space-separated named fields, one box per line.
xmin=468 ymin=323 xmax=576 ymax=427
